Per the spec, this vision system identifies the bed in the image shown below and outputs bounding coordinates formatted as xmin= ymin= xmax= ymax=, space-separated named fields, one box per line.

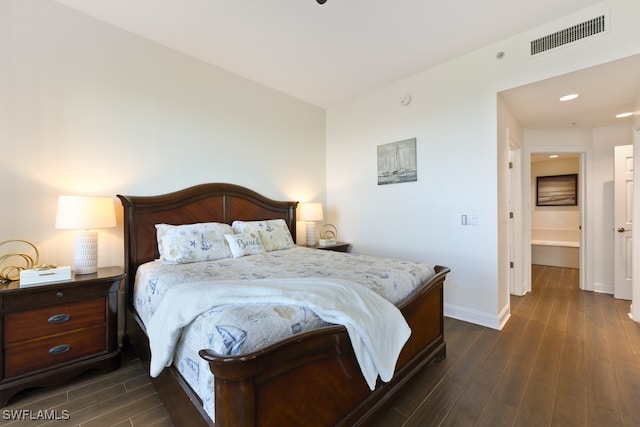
xmin=117 ymin=182 xmax=449 ymax=427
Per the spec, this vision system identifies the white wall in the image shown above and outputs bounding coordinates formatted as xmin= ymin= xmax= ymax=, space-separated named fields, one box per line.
xmin=0 ymin=0 xmax=326 ymax=270
xmin=327 ymin=48 xmax=500 ymax=328
xmin=326 ymin=0 xmax=640 ymax=328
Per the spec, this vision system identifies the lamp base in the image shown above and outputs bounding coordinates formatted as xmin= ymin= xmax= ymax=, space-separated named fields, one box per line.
xmin=74 ymin=230 xmax=98 ymax=275
xmin=306 ymin=222 xmax=317 ymax=246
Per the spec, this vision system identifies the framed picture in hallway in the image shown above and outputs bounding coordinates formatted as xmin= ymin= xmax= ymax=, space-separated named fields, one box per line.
xmin=536 ymin=174 xmax=578 ymax=206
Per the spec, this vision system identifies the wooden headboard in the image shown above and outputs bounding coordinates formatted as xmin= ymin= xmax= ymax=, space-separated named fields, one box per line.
xmin=117 ymin=183 xmax=298 ymax=305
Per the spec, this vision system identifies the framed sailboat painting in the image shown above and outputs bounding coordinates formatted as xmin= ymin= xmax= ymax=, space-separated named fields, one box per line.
xmin=377 ymin=138 xmax=417 ymax=185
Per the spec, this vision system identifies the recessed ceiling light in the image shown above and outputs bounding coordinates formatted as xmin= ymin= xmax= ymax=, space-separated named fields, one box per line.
xmin=616 ymin=112 xmax=633 ymax=118
xmin=559 ymin=94 xmax=579 ymax=102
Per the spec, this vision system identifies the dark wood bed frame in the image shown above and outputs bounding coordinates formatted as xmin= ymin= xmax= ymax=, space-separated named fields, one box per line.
xmin=117 ymin=183 xmax=449 ymax=427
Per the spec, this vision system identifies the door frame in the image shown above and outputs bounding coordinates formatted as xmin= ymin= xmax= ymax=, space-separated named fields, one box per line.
xmin=633 ymin=128 xmax=640 ymax=321
xmin=508 ymin=139 xmax=525 ymax=296
xmin=521 ymin=146 xmax=592 ymax=293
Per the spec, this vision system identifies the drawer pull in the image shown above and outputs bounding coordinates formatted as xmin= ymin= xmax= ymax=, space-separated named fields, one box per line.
xmin=48 ymin=314 xmax=71 ymax=324
xmin=48 ymin=344 xmax=71 ymax=356
xmin=56 ymin=291 xmax=64 ymax=298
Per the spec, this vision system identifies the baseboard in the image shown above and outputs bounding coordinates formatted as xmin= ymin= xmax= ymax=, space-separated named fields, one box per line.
xmin=498 ymin=304 xmax=511 ymax=329
xmin=593 ymin=281 xmax=613 ymax=294
xmin=444 ymin=303 xmax=509 ymax=330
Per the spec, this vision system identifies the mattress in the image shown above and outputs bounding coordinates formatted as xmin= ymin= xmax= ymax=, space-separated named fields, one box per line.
xmin=133 ymin=246 xmax=435 ymax=420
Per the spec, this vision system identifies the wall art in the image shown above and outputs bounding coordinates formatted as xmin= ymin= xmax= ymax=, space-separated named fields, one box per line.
xmin=536 ymin=174 xmax=578 ymax=206
xmin=377 ymin=138 xmax=417 ymax=185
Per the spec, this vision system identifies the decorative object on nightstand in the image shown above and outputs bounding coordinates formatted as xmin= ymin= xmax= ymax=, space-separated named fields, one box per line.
xmin=0 ymin=266 xmax=124 ymax=407
xmin=55 ymin=195 xmax=116 ymax=274
xmin=20 ymin=265 xmax=72 ymax=287
xmin=318 ymin=224 xmax=338 ymax=247
xmin=0 ymin=239 xmax=40 ymax=283
xmin=299 ymin=202 xmax=323 ymax=246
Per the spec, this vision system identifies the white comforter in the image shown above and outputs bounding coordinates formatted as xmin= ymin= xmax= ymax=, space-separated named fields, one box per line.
xmin=147 ymin=277 xmax=411 ymax=390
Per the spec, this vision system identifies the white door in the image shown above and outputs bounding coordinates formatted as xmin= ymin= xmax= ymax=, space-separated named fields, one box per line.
xmin=614 ymin=145 xmax=633 ymax=300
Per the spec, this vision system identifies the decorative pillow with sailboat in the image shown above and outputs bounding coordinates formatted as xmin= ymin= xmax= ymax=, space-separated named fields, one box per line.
xmin=155 ymin=222 xmax=233 ymax=264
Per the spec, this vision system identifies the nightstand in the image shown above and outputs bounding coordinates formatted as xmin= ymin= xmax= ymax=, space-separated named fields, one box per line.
xmin=314 ymin=242 xmax=351 ymax=252
xmin=0 ymin=266 xmax=124 ymax=406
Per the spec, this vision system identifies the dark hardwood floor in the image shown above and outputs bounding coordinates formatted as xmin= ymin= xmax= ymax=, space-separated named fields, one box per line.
xmin=2 ymin=349 xmax=172 ymax=427
xmin=373 ymin=265 xmax=640 ymax=427
xmin=3 ymin=265 xmax=639 ymax=426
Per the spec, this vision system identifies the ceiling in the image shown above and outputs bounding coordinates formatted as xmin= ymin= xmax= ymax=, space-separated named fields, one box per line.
xmin=51 ymin=0 xmax=638 ymax=128
xmin=500 ymin=53 xmax=640 ymax=129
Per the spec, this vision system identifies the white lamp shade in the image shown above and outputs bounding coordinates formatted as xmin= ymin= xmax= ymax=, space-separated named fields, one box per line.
xmin=55 ymin=196 xmax=116 ymax=230
xmin=299 ymin=203 xmax=324 ymax=222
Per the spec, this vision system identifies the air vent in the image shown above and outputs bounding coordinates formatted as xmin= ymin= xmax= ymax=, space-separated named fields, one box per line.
xmin=530 ymin=15 xmax=605 ymax=55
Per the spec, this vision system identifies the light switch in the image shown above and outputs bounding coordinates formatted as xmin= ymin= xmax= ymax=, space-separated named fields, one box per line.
xmin=461 ymin=214 xmax=478 ymax=226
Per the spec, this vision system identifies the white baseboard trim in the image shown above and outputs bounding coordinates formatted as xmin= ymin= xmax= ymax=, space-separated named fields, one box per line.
xmin=593 ymin=281 xmax=613 ymax=294
xmin=444 ymin=303 xmax=510 ymax=330
xmin=498 ymin=304 xmax=512 ymax=329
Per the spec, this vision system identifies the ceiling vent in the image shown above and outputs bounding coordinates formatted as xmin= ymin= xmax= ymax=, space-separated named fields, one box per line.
xmin=530 ymin=15 xmax=605 ymax=55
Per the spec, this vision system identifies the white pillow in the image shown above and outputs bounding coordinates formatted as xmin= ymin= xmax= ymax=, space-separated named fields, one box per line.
xmin=155 ymin=222 xmax=233 ymax=264
xmin=231 ymin=219 xmax=295 ymax=251
xmin=224 ymin=232 xmax=266 ymax=258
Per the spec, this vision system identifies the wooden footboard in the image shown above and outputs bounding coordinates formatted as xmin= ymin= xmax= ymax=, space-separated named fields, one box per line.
xmin=200 ymin=265 xmax=449 ymax=427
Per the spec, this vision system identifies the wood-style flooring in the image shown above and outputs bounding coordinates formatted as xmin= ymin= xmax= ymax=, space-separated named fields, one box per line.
xmin=2 ymin=349 xmax=172 ymax=427
xmin=373 ymin=265 xmax=640 ymax=427
xmin=3 ymin=265 xmax=639 ymax=426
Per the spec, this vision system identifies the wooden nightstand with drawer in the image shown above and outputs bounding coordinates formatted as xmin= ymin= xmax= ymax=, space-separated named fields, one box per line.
xmin=0 ymin=267 xmax=124 ymax=406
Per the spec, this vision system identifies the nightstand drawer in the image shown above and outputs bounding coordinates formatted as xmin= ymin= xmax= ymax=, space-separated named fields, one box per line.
xmin=4 ymin=325 xmax=106 ymax=378
xmin=4 ymin=298 xmax=105 ymax=344
xmin=2 ymin=285 xmax=108 ymax=311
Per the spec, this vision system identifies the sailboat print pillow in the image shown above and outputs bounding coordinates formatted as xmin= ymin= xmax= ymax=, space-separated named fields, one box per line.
xmin=155 ymin=222 xmax=234 ymax=264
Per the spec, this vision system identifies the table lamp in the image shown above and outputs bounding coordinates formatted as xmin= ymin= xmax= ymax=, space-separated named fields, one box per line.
xmin=299 ymin=202 xmax=323 ymax=246
xmin=55 ymin=195 xmax=116 ymax=274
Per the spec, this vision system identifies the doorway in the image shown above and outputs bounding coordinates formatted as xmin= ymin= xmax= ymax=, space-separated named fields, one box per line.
xmin=522 ymin=148 xmax=590 ymax=293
